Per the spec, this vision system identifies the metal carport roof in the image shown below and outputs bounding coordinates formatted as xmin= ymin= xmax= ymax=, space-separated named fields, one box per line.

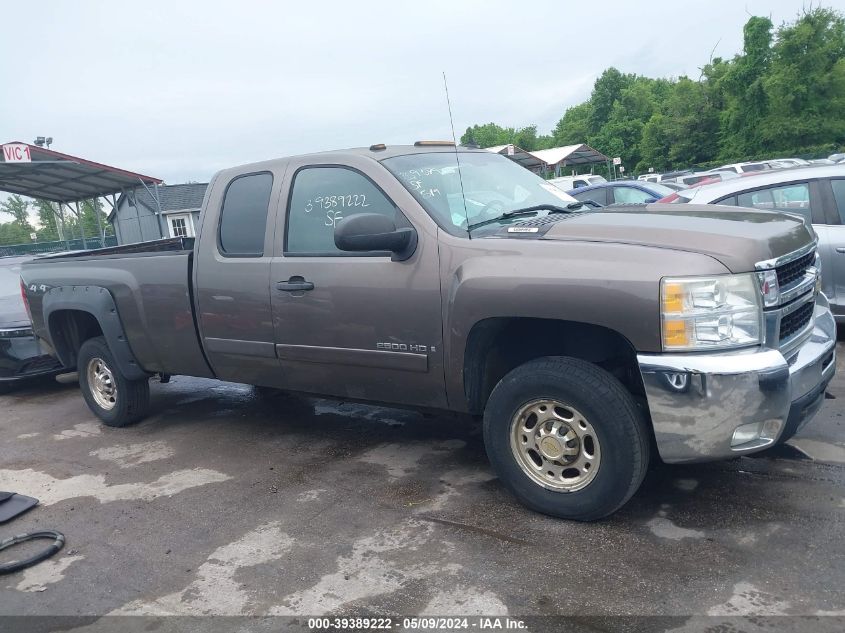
xmin=485 ymin=143 xmax=609 ymax=174
xmin=528 ymin=144 xmax=609 ymax=167
xmin=485 ymin=144 xmax=546 ymax=172
xmin=0 ymin=141 xmax=161 ymax=203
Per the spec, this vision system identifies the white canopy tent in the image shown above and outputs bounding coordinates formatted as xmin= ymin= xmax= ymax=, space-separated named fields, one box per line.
xmin=485 ymin=143 xmax=609 ymax=176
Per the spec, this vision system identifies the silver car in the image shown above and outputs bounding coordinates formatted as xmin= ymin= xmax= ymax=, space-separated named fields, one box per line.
xmin=664 ymin=165 xmax=845 ymax=323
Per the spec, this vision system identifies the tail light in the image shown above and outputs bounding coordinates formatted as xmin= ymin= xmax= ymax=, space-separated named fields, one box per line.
xmin=20 ymin=279 xmax=33 ymax=322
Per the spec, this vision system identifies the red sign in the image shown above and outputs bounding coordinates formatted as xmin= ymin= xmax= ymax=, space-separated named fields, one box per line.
xmin=2 ymin=144 xmax=31 ymax=163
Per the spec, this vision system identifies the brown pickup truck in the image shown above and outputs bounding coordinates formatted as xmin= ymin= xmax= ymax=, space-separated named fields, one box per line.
xmin=20 ymin=143 xmax=836 ymax=520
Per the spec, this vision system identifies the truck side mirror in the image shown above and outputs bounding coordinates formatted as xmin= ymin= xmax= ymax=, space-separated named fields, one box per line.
xmin=334 ymin=213 xmax=417 ymax=261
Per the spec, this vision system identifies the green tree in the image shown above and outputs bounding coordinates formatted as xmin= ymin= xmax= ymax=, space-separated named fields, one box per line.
xmin=34 ymin=199 xmax=62 ymax=241
xmin=717 ymin=16 xmax=774 ymax=158
xmin=0 ymin=194 xmax=32 ymax=226
xmin=461 ymin=123 xmax=513 ymax=148
xmin=552 ymin=102 xmax=592 ymax=146
xmin=760 ymin=7 xmax=845 ymax=150
xmin=461 ymin=123 xmax=548 ymax=150
xmin=587 ymin=67 xmax=633 ymax=135
xmin=461 ymin=6 xmax=845 ymax=174
xmin=0 ymin=194 xmax=36 ymax=246
xmin=638 ymin=112 xmax=672 ymax=173
xmin=587 ymin=78 xmax=660 ymax=169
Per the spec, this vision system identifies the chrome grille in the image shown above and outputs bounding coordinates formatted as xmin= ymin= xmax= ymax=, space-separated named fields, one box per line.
xmin=776 ymin=251 xmax=814 ymax=288
xmin=779 ymin=301 xmax=814 ymax=341
xmin=757 ymin=243 xmax=818 ymax=353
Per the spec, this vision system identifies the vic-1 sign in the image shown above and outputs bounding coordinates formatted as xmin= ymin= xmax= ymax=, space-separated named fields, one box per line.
xmin=2 ymin=144 xmax=31 ymax=163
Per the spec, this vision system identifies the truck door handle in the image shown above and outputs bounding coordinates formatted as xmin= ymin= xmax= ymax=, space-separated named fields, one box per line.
xmin=836 ymin=248 xmax=845 ymax=253
xmin=275 ymin=277 xmax=314 ymax=292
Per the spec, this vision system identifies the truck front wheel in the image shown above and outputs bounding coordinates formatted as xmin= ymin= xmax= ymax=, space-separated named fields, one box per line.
xmin=483 ymin=356 xmax=649 ymax=521
xmin=78 ymin=336 xmax=149 ymax=427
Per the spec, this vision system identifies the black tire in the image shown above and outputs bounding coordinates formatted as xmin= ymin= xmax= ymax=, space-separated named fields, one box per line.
xmin=77 ymin=336 xmax=149 ymax=427
xmin=483 ymin=356 xmax=649 ymax=521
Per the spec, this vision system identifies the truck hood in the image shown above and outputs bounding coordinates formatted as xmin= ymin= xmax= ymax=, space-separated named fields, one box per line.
xmin=538 ymin=203 xmax=815 ymax=272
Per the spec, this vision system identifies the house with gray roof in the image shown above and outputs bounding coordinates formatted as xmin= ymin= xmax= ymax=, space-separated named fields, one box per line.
xmin=108 ymin=182 xmax=208 ymax=244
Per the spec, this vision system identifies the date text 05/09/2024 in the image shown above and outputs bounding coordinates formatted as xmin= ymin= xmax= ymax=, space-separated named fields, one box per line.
xmin=307 ymin=616 xmax=527 ymax=630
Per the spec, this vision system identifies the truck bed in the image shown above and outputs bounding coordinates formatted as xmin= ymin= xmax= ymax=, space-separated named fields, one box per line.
xmin=32 ymin=237 xmax=195 ymax=260
xmin=22 ymin=240 xmax=213 ymax=379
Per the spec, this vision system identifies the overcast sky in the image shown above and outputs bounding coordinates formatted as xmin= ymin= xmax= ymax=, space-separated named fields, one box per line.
xmin=1 ymin=0 xmax=813 ymax=185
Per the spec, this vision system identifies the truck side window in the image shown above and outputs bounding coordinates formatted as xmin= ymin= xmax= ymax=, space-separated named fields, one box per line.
xmin=286 ymin=166 xmax=398 ymax=255
xmin=737 ymin=183 xmax=812 ymax=223
xmin=218 ymin=172 xmax=274 ymax=256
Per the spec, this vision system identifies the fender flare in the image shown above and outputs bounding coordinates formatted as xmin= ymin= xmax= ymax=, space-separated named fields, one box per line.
xmin=42 ymin=286 xmax=149 ymax=380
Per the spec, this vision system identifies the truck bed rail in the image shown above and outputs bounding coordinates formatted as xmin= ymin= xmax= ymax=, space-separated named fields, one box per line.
xmin=30 ymin=237 xmax=195 ymax=261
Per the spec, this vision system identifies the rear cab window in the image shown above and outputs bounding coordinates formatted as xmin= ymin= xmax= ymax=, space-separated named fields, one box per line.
xmin=218 ymin=172 xmax=274 ymax=256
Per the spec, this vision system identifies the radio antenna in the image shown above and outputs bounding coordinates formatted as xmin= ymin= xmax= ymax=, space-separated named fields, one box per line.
xmin=443 ymin=71 xmax=470 ymax=237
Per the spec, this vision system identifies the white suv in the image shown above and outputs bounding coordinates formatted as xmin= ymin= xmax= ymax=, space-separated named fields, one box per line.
xmin=548 ymin=174 xmax=607 ymax=190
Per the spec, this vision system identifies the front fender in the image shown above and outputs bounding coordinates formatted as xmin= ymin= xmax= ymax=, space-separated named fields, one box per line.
xmin=441 ymin=239 xmax=730 ymax=411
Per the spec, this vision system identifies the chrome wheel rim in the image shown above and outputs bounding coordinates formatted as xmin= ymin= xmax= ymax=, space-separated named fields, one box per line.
xmin=510 ymin=399 xmax=601 ymax=491
xmin=87 ymin=357 xmax=117 ymax=411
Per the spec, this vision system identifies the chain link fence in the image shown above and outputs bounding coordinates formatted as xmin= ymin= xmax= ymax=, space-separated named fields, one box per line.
xmin=0 ymin=235 xmax=117 ymax=257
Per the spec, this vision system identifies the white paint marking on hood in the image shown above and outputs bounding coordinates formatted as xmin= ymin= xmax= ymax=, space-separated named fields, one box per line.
xmin=0 ymin=468 xmax=231 ymax=505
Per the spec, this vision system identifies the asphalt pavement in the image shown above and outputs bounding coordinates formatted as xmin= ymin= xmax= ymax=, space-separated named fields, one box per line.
xmin=1 ymin=344 xmax=844 ymax=631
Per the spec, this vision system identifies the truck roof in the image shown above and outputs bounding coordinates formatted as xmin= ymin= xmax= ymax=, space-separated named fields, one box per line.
xmin=214 ymin=144 xmax=488 ymax=178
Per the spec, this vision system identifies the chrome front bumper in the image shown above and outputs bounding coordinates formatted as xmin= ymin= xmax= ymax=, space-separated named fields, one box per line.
xmin=638 ymin=296 xmax=836 ymax=463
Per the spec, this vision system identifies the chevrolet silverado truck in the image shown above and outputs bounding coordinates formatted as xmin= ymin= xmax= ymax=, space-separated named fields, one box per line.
xmin=20 ymin=143 xmax=837 ymax=520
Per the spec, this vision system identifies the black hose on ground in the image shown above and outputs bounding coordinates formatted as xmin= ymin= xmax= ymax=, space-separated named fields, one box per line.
xmin=0 ymin=530 xmax=65 ymax=575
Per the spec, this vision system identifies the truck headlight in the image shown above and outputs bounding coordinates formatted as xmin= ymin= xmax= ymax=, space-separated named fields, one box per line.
xmin=661 ymin=274 xmax=763 ymax=351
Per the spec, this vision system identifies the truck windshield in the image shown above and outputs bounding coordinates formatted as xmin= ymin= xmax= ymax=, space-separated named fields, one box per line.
xmin=382 ymin=152 xmax=579 ymax=235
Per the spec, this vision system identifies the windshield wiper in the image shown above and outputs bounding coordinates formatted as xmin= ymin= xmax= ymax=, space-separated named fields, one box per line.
xmin=466 ymin=203 xmax=584 ymax=231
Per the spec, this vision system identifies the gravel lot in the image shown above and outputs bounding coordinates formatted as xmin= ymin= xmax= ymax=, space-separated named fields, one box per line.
xmin=2 ymin=344 xmax=845 ymax=631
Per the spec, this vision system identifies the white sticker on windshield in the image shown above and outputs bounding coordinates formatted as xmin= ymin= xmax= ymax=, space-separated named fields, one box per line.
xmin=540 ymin=182 xmax=575 ymax=202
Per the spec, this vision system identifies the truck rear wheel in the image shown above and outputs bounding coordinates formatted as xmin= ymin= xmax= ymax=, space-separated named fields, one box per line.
xmin=483 ymin=356 xmax=649 ymax=521
xmin=78 ymin=336 xmax=149 ymax=427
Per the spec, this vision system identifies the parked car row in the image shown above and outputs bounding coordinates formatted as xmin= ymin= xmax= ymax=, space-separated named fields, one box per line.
xmin=638 ymin=153 xmax=845 ymax=186
xmin=659 ymin=164 xmax=845 ymax=323
xmin=567 ymin=180 xmax=677 ymax=205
